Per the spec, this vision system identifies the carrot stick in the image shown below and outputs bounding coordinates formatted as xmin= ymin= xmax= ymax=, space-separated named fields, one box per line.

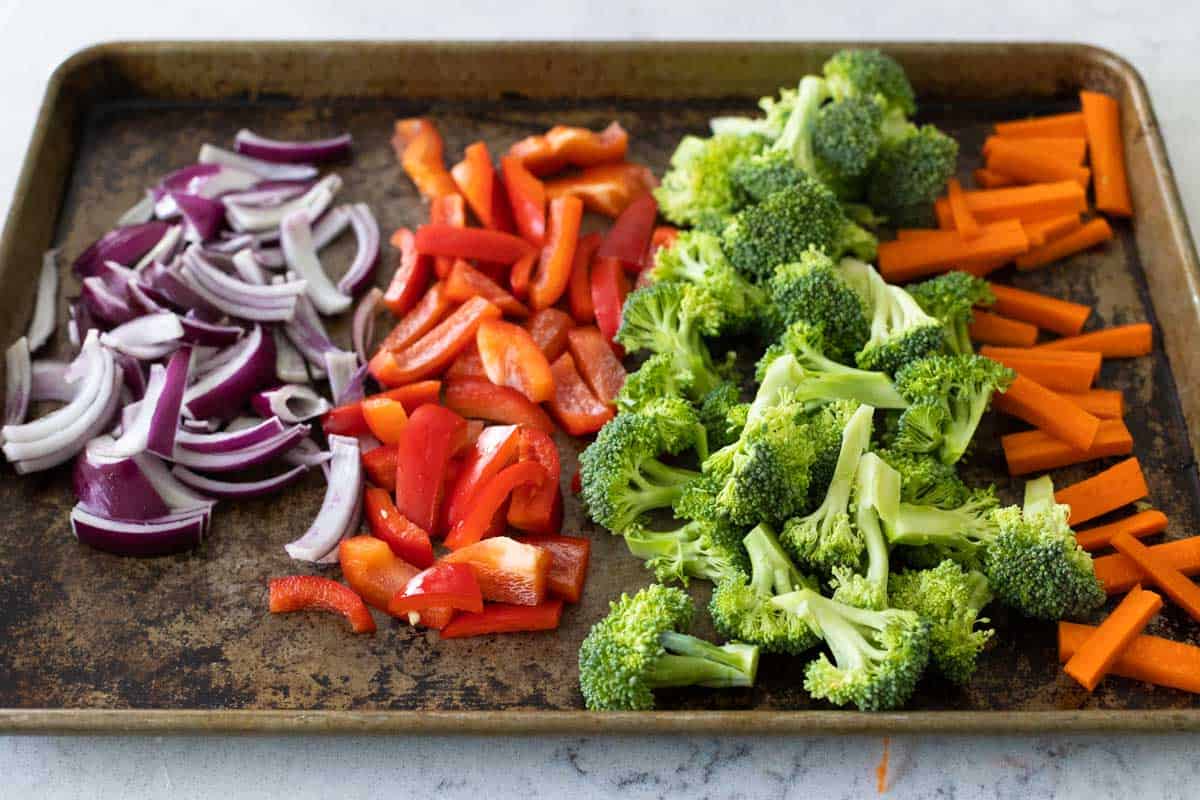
xmin=993 ymin=374 xmax=1101 ymax=453
xmin=1063 ymin=586 xmax=1163 ymax=691
xmin=1055 ymin=457 xmax=1149 ymax=526
xmin=973 ymin=168 xmax=1015 ymax=189
xmin=1080 ymin=91 xmax=1133 ymax=217
xmin=1034 ymin=323 xmax=1152 ymax=358
xmin=983 ymin=353 xmax=1098 ymax=393
xmin=985 ymin=138 xmax=1091 ymax=189
xmin=1111 ymin=532 xmax=1200 ymax=623
xmin=1022 ymin=222 xmax=1047 ymax=249
xmin=1002 ymin=418 xmax=1133 ymax=475
xmin=934 ymin=181 xmax=1087 ymax=226
xmin=1059 ymin=622 xmax=1200 ymax=694
xmin=968 ymin=311 xmax=1038 ymax=347
xmin=1025 ymin=213 xmax=1083 ymax=246
xmin=1076 ymin=510 xmax=1168 ymax=552
xmin=986 ymin=282 xmax=1091 ymax=336
xmin=962 ymin=256 xmax=1011 ymax=278
xmin=895 ymin=228 xmax=947 ymax=241
xmin=946 ymin=178 xmax=981 ymax=240
xmin=979 ymin=347 xmax=1102 ymax=380
xmin=995 ymin=111 xmax=1087 ymax=139
xmin=983 ymin=136 xmax=1088 ymax=165
xmin=1057 ymin=388 xmax=1124 ymax=420
xmin=1014 ymin=218 xmax=1114 ymax=271
xmin=1094 ymin=537 xmax=1200 ymax=594
xmin=878 ymin=220 xmax=1029 ymax=282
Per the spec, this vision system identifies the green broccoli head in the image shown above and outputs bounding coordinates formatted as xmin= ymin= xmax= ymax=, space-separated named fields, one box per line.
xmin=654 ymin=133 xmax=766 ymax=231
xmin=649 ymin=230 xmax=764 ymax=334
xmin=624 ymin=516 xmax=749 ymax=587
xmin=698 ymin=381 xmax=749 ymax=451
xmin=813 ymin=97 xmax=885 ymax=199
xmin=615 ymin=353 xmax=695 ymax=415
xmin=579 ymin=583 xmax=760 ymax=711
xmin=638 ymin=395 xmax=709 ymax=460
xmin=729 ymin=148 xmax=805 ymax=204
xmin=867 ymin=124 xmax=959 ymax=228
xmin=907 ymin=271 xmax=995 ymax=356
xmin=840 ymin=258 xmax=946 ymax=375
xmin=889 ymin=560 xmax=994 ymax=684
xmin=828 ymin=451 xmax=899 ymax=610
xmin=709 ymin=86 xmax=798 ymax=140
xmin=884 ymin=486 xmax=1002 ymax=570
xmin=874 ymin=447 xmax=973 ymax=509
xmin=822 ymin=49 xmax=917 ymax=118
xmin=616 ymin=281 xmax=726 ymax=397
xmin=766 ymin=248 xmax=870 ymax=363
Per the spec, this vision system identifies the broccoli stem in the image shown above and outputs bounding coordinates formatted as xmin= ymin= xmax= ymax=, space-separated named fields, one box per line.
xmin=1023 ymin=475 xmax=1056 ymax=512
xmin=640 ymin=459 xmax=701 ymax=488
xmin=773 ymin=75 xmax=829 ymax=174
xmin=940 ymin=392 xmax=992 ymax=464
xmin=745 ymin=524 xmax=805 ymax=596
xmin=645 ymin=632 xmax=760 ymax=688
xmin=857 ymin=499 xmax=891 ymax=598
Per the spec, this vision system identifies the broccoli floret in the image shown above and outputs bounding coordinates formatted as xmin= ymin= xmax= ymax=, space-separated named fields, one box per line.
xmin=823 ymin=49 xmax=917 ymax=119
xmin=709 ymin=87 xmax=797 ymax=140
xmin=985 ymin=476 xmax=1105 ymax=621
xmin=772 ymin=587 xmax=930 ymax=711
xmin=766 ymin=249 xmax=870 ymax=363
xmin=729 ymin=76 xmax=831 ymax=199
xmin=710 ymin=523 xmax=822 ymax=655
xmin=615 ymin=353 xmax=694 ymax=415
xmin=782 ymin=404 xmax=875 ymax=576
xmin=874 ymin=447 xmax=972 ymax=509
xmin=639 ymin=395 xmax=709 ymax=461
xmin=721 ymin=176 xmax=878 ymax=282
xmin=654 ymin=133 xmax=766 ymax=231
xmin=867 ymin=124 xmax=959 ymax=228
xmin=649 ymin=230 xmax=764 ymax=334
xmin=829 ymin=452 xmax=899 ymax=609
xmin=616 ymin=281 xmax=726 ymax=397
xmin=812 ymin=97 xmax=885 ymax=199
xmin=624 ymin=517 xmax=749 ymax=587
xmin=889 ymin=560 xmax=994 ymax=684
xmin=893 ymin=354 xmax=1015 ymax=464
xmin=698 ymin=381 xmax=749 ymax=451
xmin=883 ymin=487 xmax=1002 ymax=569
xmin=729 ymin=149 xmax=805 ymax=204
xmin=804 ymin=400 xmax=863 ymax=505
xmin=579 ymin=584 xmax=760 ymax=711
xmin=908 ymin=271 xmax=995 ymax=356
xmin=840 ymin=258 xmax=945 ymax=375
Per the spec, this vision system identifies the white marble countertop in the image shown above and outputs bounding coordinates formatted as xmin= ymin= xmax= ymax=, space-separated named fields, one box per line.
xmin=1 ymin=2 xmax=1198 ymax=798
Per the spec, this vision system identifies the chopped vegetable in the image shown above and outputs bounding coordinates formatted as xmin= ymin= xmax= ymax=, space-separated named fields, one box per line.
xmin=440 ymin=600 xmax=564 ymax=639
xmin=1059 ymin=622 xmax=1200 ymax=694
xmin=507 ymin=427 xmax=564 ymax=536
xmin=986 ymin=282 xmax=1090 ymax=336
xmin=877 ymin=220 xmax=1029 ymax=282
xmin=982 ymin=135 xmax=1087 ymax=165
xmin=1062 ymin=585 xmax=1162 ymax=691
xmin=269 ymin=575 xmax=375 ymax=634
xmin=1014 ymin=218 xmax=1113 ymax=270
xmin=338 ymin=535 xmax=420 ymax=612
xmin=524 ymin=307 xmax=574 ymax=363
xmin=475 ymin=319 xmax=555 ymax=404
xmin=450 ymin=141 xmax=498 ymax=228
xmin=566 ymin=326 xmax=626 ymax=405
xmin=520 ymin=535 xmax=590 ymax=603
xmin=1055 ymin=457 xmax=1148 ymax=526
xmin=530 ymin=195 xmax=583 ymax=310
xmin=992 ymin=373 xmax=1101 ymax=453
xmin=1111 ymin=532 xmax=1200 ymax=623
xmin=994 ymin=111 xmax=1087 ymax=138
xmin=444 ymin=259 xmax=529 ymax=318
xmin=508 ymin=122 xmax=628 ymax=176
xmin=1076 ymin=510 xmax=1167 ymax=552
xmin=967 ymin=311 xmax=1038 ymax=347
xmin=1033 ymin=322 xmax=1152 ymax=358
xmin=442 ymin=378 xmax=555 ymax=432
xmin=441 ymin=535 xmax=552 ymax=605
xmin=1080 ymin=91 xmax=1133 ymax=217
xmin=1002 ymin=418 xmax=1133 ymax=475
xmin=370 ymin=296 xmax=502 ymax=386
xmin=393 ymin=118 xmax=458 ymax=199
xmin=984 ymin=137 xmax=1091 ymax=188
xmin=394 ymin=404 xmax=468 ymax=533
xmin=544 ymin=162 xmax=658 ymax=218
xmin=388 ymin=562 xmax=483 ymax=627
xmin=567 ymin=232 xmax=601 ymax=323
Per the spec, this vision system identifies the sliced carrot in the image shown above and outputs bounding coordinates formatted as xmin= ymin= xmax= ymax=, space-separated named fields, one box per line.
xmin=979 ymin=346 xmax=1102 ymax=379
xmin=878 ymin=220 xmax=1029 ymax=282
xmin=1095 ymin=537 xmax=1200 ymax=594
xmin=968 ymin=311 xmax=1038 ymax=347
xmin=973 ymin=168 xmax=1016 ymax=189
xmin=1058 ymin=388 xmax=1124 ymax=420
xmin=1111 ymin=532 xmax=1200 ymax=623
xmin=982 ymin=135 xmax=1088 ymax=166
xmin=380 ymin=282 xmax=454 ymax=353
xmin=443 ymin=259 xmax=529 ymax=319
xmin=934 ymin=181 xmax=1087 ymax=226
xmin=1063 ymin=586 xmax=1163 ymax=691
xmin=1076 ymin=510 xmax=1168 ymax=552
xmin=995 ymin=111 xmax=1087 ymax=139
xmin=1080 ymin=91 xmax=1133 ymax=217
xmin=1034 ymin=323 xmax=1152 ymax=358
xmin=986 ymin=282 xmax=1091 ymax=336
xmin=1001 ymin=418 xmax=1133 ymax=475
xmin=962 ymin=256 xmax=1011 ymax=278
xmin=993 ymin=374 xmax=1101 ymax=453
xmin=1059 ymin=622 xmax=1200 ymax=694
xmin=946 ymin=178 xmax=981 ymax=240
xmin=1055 ymin=457 xmax=1148 ymax=526
xmin=986 ymin=138 xmax=1091 ymax=188
xmin=1014 ymin=218 xmax=1114 ymax=270
xmin=983 ymin=351 xmax=1099 ymax=393
xmin=1024 ymin=213 xmax=1083 ymax=247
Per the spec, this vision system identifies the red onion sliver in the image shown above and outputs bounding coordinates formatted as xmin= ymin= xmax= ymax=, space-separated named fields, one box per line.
xmin=336 ymin=203 xmax=380 ymax=296
xmin=323 ymin=350 xmax=360 ymax=406
xmin=171 ymin=463 xmax=309 ymax=500
xmin=90 ymin=361 xmax=170 ymax=458
xmin=284 ymin=434 xmax=361 ymax=562
xmin=74 ymin=439 xmax=171 ymax=521
xmin=26 ymin=250 xmax=58 ymax=353
xmin=5 ymin=337 xmax=31 ymax=427
xmin=281 ymin=209 xmax=351 ymax=315
xmin=182 ymin=324 xmax=276 ymax=420
xmin=250 ymin=384 xmax=331 ymax=423
xmin=232 ymin=248 xmax=267 ymax=285
xmin=282 ymin=290 xmax=336 ymax=369
xmin=225 ymin=174 xmax=341 ymax=233
xmin=101 ymin=312 xmax=184 ymax=350
xmin=273 ymin=329 xmax=310 ymax=384
xmin=220 ymin=182 xmax=309 ymax=208
xmin=179 ymin=315 xmax=242 ymax=347
xmin=80 ymin=276 xmax=136 ymax=327
xmin=116 ymin=193 xmax=155 ymax=227
xmin=146 ymin=345 xmax=190 ymax=457
xmin=351 ymin=287 xmax=383 ymax=364
xmin=31 ymin=360 xmax=76 ymax=403
xmin=133 ymin=225 xmax=183 ymax=272
xmin=171 ymin=192 xmax=225 ymax=242
xmin=234 ymin=129 xmax=352 ymax=164
xmin=170 ymin=423 xmax=309 ymax=472
xmin=113 ymin=351 xmax=147 ymax=400
xmin=186 ymin=165 xmax=258 ymax=199
xmin=73 ymin=221 xmax=171 ymax=278
xmin=132 ymin=451 xmax=216 ymax=520
xmin=198 ymin=144 xmax=318 ymax=182
xmin=71 ymin=503 xmax=207 ymax=557
xmin=175 ymin=415 xmax=285 ymax=453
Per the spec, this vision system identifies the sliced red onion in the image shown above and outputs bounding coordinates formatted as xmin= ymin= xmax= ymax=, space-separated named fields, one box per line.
xmin=113 ymin=351 xmax=147 ymax=401
xmin=71 ymin=503 xmax=207 ymax=557
xmin=86 ymin=354 xmax=176 ymax=459
xmin=179 ymin=249 xmax=301 ymax=322
xmin=133 ymin=225 xmax=183 ymax=272
xmin=182 ymin=323 xmax=275 ymax=420
xmin=250 ymin=384 xmax=330 ymax=423
xmin=316 ymin=488 xmax=361 ymax=564
xmin=116 ymin=193 xmax=155 ymax=227
xmin=26 ymin=250 xmax=59 ymax=353
xmin=284 ymin=434 xmax=361 ymax=562
xmin=171 ymin=192 xmax=225 ymax=242
xmin=282 ymin=436 xmax=333 ymax=468
xmin=73 ymin=221 xmax=171 ymax=278
xmin=74 ymin=439 xmax=171 ymax=520
xmin=171 ymin=462 xmax=309 ymax=500
xmin=336 ymin=203 xmax=380 ymax=296
xmin=282 ymin=290 xmax=336 ymax=368
xmin=324 ymin=350 xmax=360 ymax=405
xmin=132 ymin=451 xmax=216 ymax=520
xmin=154 ymin=193 xmax=182 ymax=220
xmin=31 ymin=360 xmax=76 ymax=403
xmin=179 ymin=315 xmax=242 ymax=347
xmin=273 ymin=329 xmax=310 ymax=383
xmin=234 ymin=129 xmax=352 ymax=164
xmin=176 ymin=415 xmax=284 ymax=453
xmin=158 ymin=163 xmax=221 ymax=197
xmin=220 ymin=182 xmax=309 ymax=208
xmin=169 ymin=423 xmax=309 ymax=472
xmin=80 ymin=277 xmax=136 ymax=327
xmin=253 ymin=204 xmax=352 ymax=269
xmin=193 ymin=341 xmax=244 ymax=377
xmin=206 ymin=233 xmax=255 ymax=255
xmin=127 ymin=281 xmax=167 ymax=314
xmin=142 ymin=261 xmax=221 ymax=320
xmin=5 ymin=337 xmax=31 ymax=426
xmin=226 ymin=174 xmax=341 ymax=233
xmin=232 ymin=248 xmax=266 ymax=285
xmin=181 ymin=417 xmax=219 ymax=433
xmin=281 ymin=209 xmax=351 ymax=315
xmin=351 ymin=287 xmax=383 ymax=364
xmin=100 ymin=312 xmax=184 ymax=357
xmin=186 ymin=165 xmax=258 ymax=199
xmin=97 ymin=260 xmax=138 ymax=295
xmin=147 ymin=346 xmax=190 ymax=456
xmin=198 ymin=144 xmax=319 ymax=182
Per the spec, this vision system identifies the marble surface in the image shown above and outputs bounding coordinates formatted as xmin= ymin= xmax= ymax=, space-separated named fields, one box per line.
xmin=1 ymin=2 xmax=1199 ymax=798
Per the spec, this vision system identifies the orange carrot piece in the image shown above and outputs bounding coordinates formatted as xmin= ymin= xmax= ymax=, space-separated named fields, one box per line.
xmin=962 ymin=256 xmax=1011 ymax=278
xmin=983 ymin=135 xmax=1088 ymax=165
xmin=979 ymin=346 xmax=1102 ymax=379
xmin=1022 ymin=222 xmax=1047 ymax=249
xmin=934 ymin=181 xmax=1087 ymax=226
xmin=973 ymin=168 xmax=1015 ymax=189
xmin=986 ymin=282 xmax=1091 ymax=336
xmin=993 ymin=374 xmax=1101 ymax=453
xmin=1055 ymin=457 xmax=1149 ymax=526
xmin=995 ymin=111 xmax=1087 ymax=139
xmin=946 ymin=178 xmax=981 ymax=240
xmin=1058 ymin=388 xmax=1124 ymax=420
xmin=1076 ymin=510 xmax=1168 ymax=552
xmin=878 ymin=220 xmax=1029 ymax=282
xmin=983 ymin=351 xmax=1099 ymax=393
xmin=1094 ymin=537 xmax=1200 ymax=594
xmin=1111 ymin=532 xmax=1200 ymax=623
xmin=1059 ymin=622 xmax=1200 ymax=694
xmin=1014 ymin=218 xmax=1114 ymax=270
xmin=968 ymin=311 xmax=1038 ymax=347
xmin=1063 ymin=586 xmax=1163 ymax=691
xmin=1034 ymin=323 xmax=1152 ymax=358
xmin=1080 ymin=91 xmax=1133 ymax=217
xmin=1001 ymin=418 xmax=1133 ymax=475
xmin=1025 ymin=213 xmax=1083 ymax=246
xmin=986 ymin=138 xmax=1091 ymax=189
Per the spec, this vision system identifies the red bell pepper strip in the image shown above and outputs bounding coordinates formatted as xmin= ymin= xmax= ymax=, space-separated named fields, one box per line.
xmin=338 ymin=535 xmax=420 ymax=612
xmin=388 ymin=562 xmax=484 ymax=628
xmin=489 ymin=171 xmax=517 ymax=234
xmin=442 ymin=378 xmax=556 ymax=433
xmin=507 ymin=426 xmax=562 ymax=536
xmin=430 ymin=193 xmax=466 ymax=279
xmin=414 ymin=223 xmax=535 ymax=265
xmin=567 ymin=232 xmax=601 ymax=324
xmin=393 ymin=404 xmax=468 ymax=533
xmin=393 ymin=118 xmax=458 ymax=200
xmin=547 ymin=352 xmax=615 ymax=436
xmin=443 ymin=259 xmax=529 ymax=318
xmin=508 ymin=122 xmax=629 ymax=176
xmin=450 ymin=141 xmax=497 ymax=229
xmin=364 ymin=486 xmax=435 ymax=567
xmin=382 ymin=228 xmax=431 ymax=315
xmin=384 ymin=380 xmax=443 ymax=412
xmin=461 ymin=420 xmax=485 ymax=453
xmin=441 ymin=536 xmax=552 ymax=605
xmin=519 ymin=535 xmax=590 ymax=603
xmin=442 ymin=424 xmax=521 ymax=533
xmin=443 ymin=462 xmax=549 ymax=550
xmin=544 ymin=162 xmax=658 ymax=218
xmin=323 ymin=380 xmax=442 ymax=438
xmin=501 ymin=155 xmax=547 ymax=246
xmin=596 ymin=192 xmax=657 ymax=270
xmin=440 ymin=600 xmax=564 ymax=639
xmin=476 ymin=318 xmax=556 ymax=404
xmin=380 ymin=282 xmax=453 ymax=353
xmin=361 ymin=444 xmax=397 ymax=491
xmin=445 ymin=342 xmax=488 ymax=380
xmin=508 ymin=251 xmax=535 ymax=300
xmin=268 ymin=575 xmax=376 ymax=634
xmin=590 ymin=254 xmax=629 ymax=354
xmin=371 ymin=296 xmax=502 ymax=386
xmin=361 ymin=396 xmax=409 ymax=445
xmin=524 ymin=307 xmax=574 ymax=363
xmin=529 ymin=195 xmax=583 ymax=311
xmin=566 ymin=325 xmax=627 ymax=404
xmin=650 ymin=225 xmax=679 ymax=259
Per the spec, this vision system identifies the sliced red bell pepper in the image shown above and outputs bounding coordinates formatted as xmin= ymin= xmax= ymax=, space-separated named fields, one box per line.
xmin=590 ymin=255 xmax=629 ymax=354
xmin=379 ymin=282 xmax=453 ymax=353
xmin=507 ymin=426 xmax=562 ymax=536
xmin=442 ymin=424 xmax=521 ymax=533
xmin=393 ymin=118 xmax=458 ymax=200
xmin=508 ymin=251 xmax=536 ymax=301
xmin=567 ymin=231 xmax=601 ymax=324
xmin=338 ymin=535 xmax=420 ymax=612
xmin=650 ymin=225 xmax=679 ymax=259
xmin=489 ymin=170 xmax=517 ymax=235
xmin=371 ymin=296 xmax=502 ymax=386
xmin=544 ymin=162 xmax=658 ymax=218
xmin=441 ymin=536 xmax=552 ymax=605
xmin=566 ymin=325 xmax=627 ymax=404
xmin=268 ymin=575 xmax=375 ymax=634
xmin=461 ymin=421 xmax=485 ymax=453
xmin=450 ymin=141 xmax=497 ymax=229
xmin=547 ymin=352 xmax=615 ymax=436
xmin=445 ymin=342 xmax=488 ymax=380
xmin=596 ymin=192 xmax=658 ymax=271
xmin=382 ymin=227 xmax=431 ymax=315
xmin=444 ymin=259 xmax=529 ymax=318
xmin=388 ymin=562 xmax=483 ymax=629
xmin=519 ymin=535 xmax=591 ymax=603
xmin=439 ymin=600 xmax=564 ymax=639
xmin=524 ymin=307 xmax=573 ymax=363
xmin=361 ymin=396 xmax=409 ymax=445
xmin=364 ymin=486 xmax=435 ymax=567
xmin=430 ymin=193 xmax=466 ymax=279
xmin=415 ymin=224 xmax=534 ymax=266
xmin=442 ymin=378 xmax=556 ymax=433
xmin=361 ymin=444 xmax=397 ymax=491
xmin=508 ymin=122 xmax=629 ymax=176
xmin=501 ymin=155 xmax=547 ymax=246
xmin=393 ymin=404 xmax=468 ymax=533
xmin=323 ymin=381 xmax=442 ymax=438
xmin=384 ymin=380 xmax=442 ymax=411
xmin=476 ymin=319 xmax=556 ymax=404
xmin=529 ymin=196 xmax=582 ymax=311
xmin=443 ymin=462 xmax=549 ymax=550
